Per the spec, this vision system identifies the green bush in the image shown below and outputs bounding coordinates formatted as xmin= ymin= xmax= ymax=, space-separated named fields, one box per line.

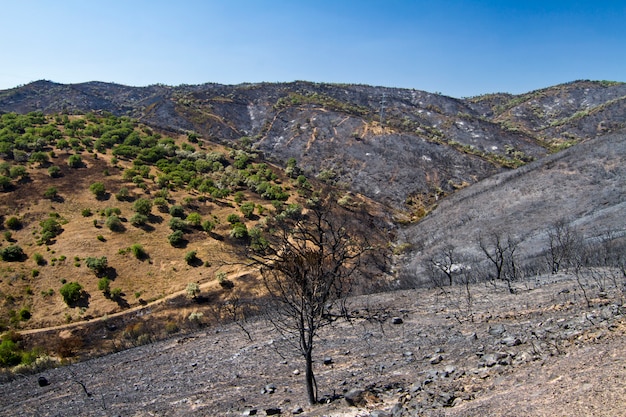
xmin=5 ymin=216 xmax=21 ymax=230
xmin=230 ymin=223 xmax=248 ymax=240
xmin=133 ymin=198 xmax=153 ymax=216
xmin=85 ymin=256 xmax=108 ymax=275
xmin=130 ymin=213 xmax=148 ymax=227
xmin=240 ymin=202 xmax=255 ymax=219
xmin=33 ymin=253 xmax=45 ymax=266
xmin=184 ymin=250 xmax=198 ymax=264
xmin=47 ymin=165 xmax=62 ymax=178
xmin=169 ymin=205 xmax=185 ymax=218
xmin=105 ymin=215 xmax=124 ymax=232
xmin=43 ymin=187 xmax=58 ymax=200
xmin=0 ymin=245 xmax=26 ymax=262
xmin=81 ymin=208 xmax=92 ymax=217
xmin=201 ymin=220 xmax=215 ymax=233
xmin=168 ymin=230 xmax=185 ymax=247
xmin=130 ymin=243 xmax=146 ymax=259
xmin=89 ymin=182 xmax=106 ymax=199
xmin=97 ymin=277 xmax=111 ymax=296
xmin=60 ymin=282 xmax=83 ymax=305
xmin=67 ymin=154 xmax=82 ymax=168
xmin=227 ymin=213 xmax=241 ymax=224
xmin=185 ymin=212 xmax=202 ymax=228
xmin=169 ymin=217 xmax=186 ymax=231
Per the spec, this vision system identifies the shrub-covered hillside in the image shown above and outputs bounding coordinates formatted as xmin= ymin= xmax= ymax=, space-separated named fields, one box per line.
xmin=0 ymin=111 xmax=355 ymax=336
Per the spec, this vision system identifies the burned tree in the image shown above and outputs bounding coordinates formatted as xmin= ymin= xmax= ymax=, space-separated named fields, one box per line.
xmin=545 ymin=219 xmax=582 ymax=274
xmin=479 ymin=232 xmax=520 ymax=294
xmin=249 ymin=196 xmax=375 ymax=405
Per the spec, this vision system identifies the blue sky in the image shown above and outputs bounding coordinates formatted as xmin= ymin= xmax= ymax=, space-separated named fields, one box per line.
xmin=1 ymin=1 xmax=624 ymax=97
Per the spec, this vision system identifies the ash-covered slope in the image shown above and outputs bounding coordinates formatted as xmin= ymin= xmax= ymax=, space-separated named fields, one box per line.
xmin=396 ymin=130 xmax=626 ymax=284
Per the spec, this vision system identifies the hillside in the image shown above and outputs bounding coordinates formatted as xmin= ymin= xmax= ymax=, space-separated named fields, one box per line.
xmin=0 ymin=79 xmax=625 ymax=415
xmin=396 ymin=130 xmax=626 ymax=285
xmin=3 ymin=80 xmax=625 ymax=215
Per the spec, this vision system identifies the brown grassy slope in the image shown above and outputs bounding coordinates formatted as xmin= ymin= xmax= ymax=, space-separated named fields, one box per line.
xmin=0 ymin=141 xmax=291 ymax=331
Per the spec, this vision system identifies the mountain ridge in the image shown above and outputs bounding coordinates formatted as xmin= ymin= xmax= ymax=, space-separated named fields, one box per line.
xmin=3 ymin=79 xmax=624 ymax=215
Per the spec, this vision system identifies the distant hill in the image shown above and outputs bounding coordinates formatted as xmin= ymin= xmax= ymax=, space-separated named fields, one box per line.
xmin=3 ymin=80 xmax=624 ymax=215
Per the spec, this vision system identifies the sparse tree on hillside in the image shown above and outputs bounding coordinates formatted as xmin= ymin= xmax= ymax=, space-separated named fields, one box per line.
xmin=479 ymin=232 xmax=520 ymax=294
xmin=427 ymin=244 xmax=459 ymax=286
xmin=248 ymin=196 xmax=374 ymax=405
xmin=546 ymin=219 xmax=582 ymax=274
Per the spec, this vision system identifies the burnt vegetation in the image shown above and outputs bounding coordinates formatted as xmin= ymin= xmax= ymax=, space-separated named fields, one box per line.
xmin=0 ymin=79 xmax=625 ymax=414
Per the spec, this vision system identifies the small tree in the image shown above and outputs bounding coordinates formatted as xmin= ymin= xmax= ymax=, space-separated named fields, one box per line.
xmin=89 ymin=182 xmax=106 ymax=200
xmin=133 ymin=198 xmax=153 ymax=216
xmin=479 ymin=232 xmax=520 ymax=294
xmin=60 ymin=282 xmax=83 ymax=305
xmin=67 ymin=154 xmax=82 ymax=168
xmin=249 ymin=196 xmax=373 ymax=405
xmin=86 ymin=256 xmax=108 ymax=276
xmin=186 ymin=282 xmax=200 ymax=299
xmin=0 ymin=245 xmax=26 ymax=262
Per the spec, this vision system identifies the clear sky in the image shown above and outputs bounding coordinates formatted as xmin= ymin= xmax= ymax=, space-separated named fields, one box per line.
xmin=1 ymin=1 xmax=624 ymax=97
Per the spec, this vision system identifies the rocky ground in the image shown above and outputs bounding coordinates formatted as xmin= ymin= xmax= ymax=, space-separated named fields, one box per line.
xmin=1 ymin=274 xmax=624 ymax=417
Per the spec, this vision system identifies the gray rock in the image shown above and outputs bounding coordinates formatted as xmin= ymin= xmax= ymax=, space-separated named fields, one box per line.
xmin=392 ymin=317 xmax=403 ymax=324
xmin=265 ymin=407 xmax=281 ymax=415
xmin=37 ymin=376 xmax=49 ymax=387
xmin=488 ymin=324 xmax=506 ymax=336
xmin=291 ymin=406 xmax=303 ymax=414
xmin=323 ymin=356 xmax=333 ymax=365
xmin=344 ymin=388 xmax=366 ymax=407
xmin=430 ymin=354 xmax=443 ymax=365
xmin=262 ymin=383 xmax=276 ymax=394
xmin=370 ymin=410 xmax=391 ymax=417
xmin=481 ymin=353 xmax=497 ymax=367
xmin=442 ymin=365 xmax=456 ymax=377
xmin=242 ymin=409 xmax=257 ymax=416
xmin=501 ymin=336 xmax=522 ymax=346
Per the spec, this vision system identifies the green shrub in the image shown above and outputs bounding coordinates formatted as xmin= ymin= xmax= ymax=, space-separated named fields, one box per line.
xmin=185 ymin=212 xmax=202 ymax=228
xmin=96 ymin=235 xmax=105 ymax=242
xmin=85 ymin=256 xmax=108 ymax=276
xmin=169 ymin=205 xmax=185 ymax=218
xmin=103 ymin=207 xmax=121 ymax=217
xmin=0 ymin=245 xmax=26 ymax=262
xmin=229 ymin=223 xmax=248 ymax=240
xmin=185 ymin=282 xmax=200 ymax=298
xmin=5 ymin=216 xmax=21 ymax=230
xmin=168 ymin=230 xmax=185 ymax=247
xmin=97 ymin=277 xmax=111 ymax=296
xmin=227 ymin=213 xmax=240 ymax=224
xmin=115 ymin=187 xmax=131 ymax=201
xmin=18 ymin=308 xmax=31 ymax=321
xmin=105 ymin=215 xmax=124 ymax=232
xmin=240 ymin=202 xmax=255 ymax=219
xmin=89 ymin=182 xmax=106 ymax=199
xmin=110 ymin=288 xmax=122 ymax=299
xmin=130 ymin=213 xmax=148 ymax=227
xmin=184 ymin=250 xmax=198 ymax=264
xmin=153 ymin=197 xmax=169 ymax=212
xmin=81 ymin=208 xmax=92 ymax=217
xmin=201 ymin=220 xmax=215 ymax=233
xmin=67 ymin=154 xmax=82 ymax=168
xmin=33 ymin=253 xmax=45 ymax=266
xmin=130 ymin=243 xmax=146 ymax=259
xmin=60 ymin=282 xmax=83 ymax=305
xmin=43 ymin=187 xmax=58 ymax=200
xmin=169 ymin=217 xmax=186 ymax=231
xmin=216 ymin=271 xmax=234 ymax=289
xmin=47 ymin=165 xmax=62 ymax=178
xmin=133 ymin=198 xmax=153 ymax=216
xmin=3 ymin=231 xmax=12 ymax=241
